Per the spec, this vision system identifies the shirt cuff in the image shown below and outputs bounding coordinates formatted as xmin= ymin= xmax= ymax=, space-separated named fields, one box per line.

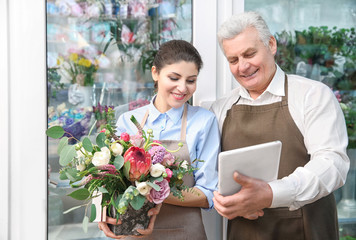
xmin=268 ymin=177 xmax=296 ymax=209
xmin=195 ymin=185 xmax=214 ymax=210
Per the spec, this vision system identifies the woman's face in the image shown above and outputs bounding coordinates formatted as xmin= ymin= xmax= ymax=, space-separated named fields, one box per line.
xmin=152 ymin=61 xmax=198 ymax=113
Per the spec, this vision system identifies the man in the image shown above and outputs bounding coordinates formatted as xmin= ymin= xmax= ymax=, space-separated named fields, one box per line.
xmin=211 ymin=11 xmax=350 ymax=240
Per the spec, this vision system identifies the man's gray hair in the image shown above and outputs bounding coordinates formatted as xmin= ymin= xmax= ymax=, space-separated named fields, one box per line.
xmin=217 ymin=11 xmax=272 ymax=50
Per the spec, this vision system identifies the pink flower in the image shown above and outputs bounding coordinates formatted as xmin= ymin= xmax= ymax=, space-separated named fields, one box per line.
xmin=162 ymin=152 xmax=175 ymax=166
xmin=120 ymin=132 xmax=130 ymax=142
xmin=130 ymin=134 xmax=145 ymax=147
xmin=100 ymin=128 xmax=106 ymax=133
xmin=149 ymin=179 xmax=170 ymax=204
xmin=165 ymin=168 xmax=173 ymax=182
xmin=124 ymin=146 xmax=151 ymax=181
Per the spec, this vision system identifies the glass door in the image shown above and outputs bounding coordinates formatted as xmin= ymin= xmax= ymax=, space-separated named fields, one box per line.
xmin=46 ymin=0 xmax=193 ymax=238
xmin=245 ymin=0 xmax=356 ymax=238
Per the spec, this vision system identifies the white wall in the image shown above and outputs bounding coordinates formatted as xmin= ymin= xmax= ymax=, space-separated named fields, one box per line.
xmin=0 ymin=0 xmax=10 ymax=239
xmin=1 ymin=0 xmax=47 ymax=239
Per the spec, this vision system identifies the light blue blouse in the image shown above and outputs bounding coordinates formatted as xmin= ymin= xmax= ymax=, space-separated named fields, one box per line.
xmin=116 ymin=99 xmax=220 ymax=209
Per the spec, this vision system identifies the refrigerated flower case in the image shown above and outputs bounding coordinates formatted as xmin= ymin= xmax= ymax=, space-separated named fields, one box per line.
xmin=46 ymin=0 xmax=193 ymax=238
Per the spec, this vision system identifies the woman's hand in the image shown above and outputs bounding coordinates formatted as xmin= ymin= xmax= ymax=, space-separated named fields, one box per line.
xmin=98 ymin=204 xmax=162 ymax=238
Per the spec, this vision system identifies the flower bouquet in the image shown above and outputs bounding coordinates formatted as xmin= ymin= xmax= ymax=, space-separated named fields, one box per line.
xmin=46 ymin=115 xmax=196 ymax=235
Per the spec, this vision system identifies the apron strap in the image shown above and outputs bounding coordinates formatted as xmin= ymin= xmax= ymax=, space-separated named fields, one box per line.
xmin=180 ymin=104 xmax=188 ymax=142
xmin=141 ymin=110 xmax=149 ymax=129
xmin=140 ymin=104 xmax=188 ymax=142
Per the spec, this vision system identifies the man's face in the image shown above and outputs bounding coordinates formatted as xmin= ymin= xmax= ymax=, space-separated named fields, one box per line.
xmin=222 ymin=27 xmax=277 ymax=99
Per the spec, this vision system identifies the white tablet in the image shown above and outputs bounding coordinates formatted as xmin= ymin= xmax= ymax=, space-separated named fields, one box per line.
xmin=218 ymin=141 xmax=282 ymax=196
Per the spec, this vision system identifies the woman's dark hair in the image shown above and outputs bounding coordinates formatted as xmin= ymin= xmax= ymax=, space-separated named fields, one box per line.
xmin=153 ymin=40 xmax=203 ymax=74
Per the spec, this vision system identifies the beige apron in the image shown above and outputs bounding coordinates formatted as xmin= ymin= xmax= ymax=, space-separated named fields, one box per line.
xmin=221 ymin=76 xmax=338 ymax=240
xmin=130 ymin=103 xmax=207 ymax=240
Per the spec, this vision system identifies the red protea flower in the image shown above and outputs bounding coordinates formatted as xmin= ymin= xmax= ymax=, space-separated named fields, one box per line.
xmin=124 ymin=146 xmax=152 ymax=181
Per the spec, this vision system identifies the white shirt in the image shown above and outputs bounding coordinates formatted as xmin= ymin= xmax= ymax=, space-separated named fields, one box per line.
xmin=210 ymin=65 xmax=350 ymax=210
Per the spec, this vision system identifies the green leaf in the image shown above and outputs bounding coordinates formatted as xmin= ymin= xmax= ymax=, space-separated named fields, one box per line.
xmin=65 ymin=168 xmax=80 ymax=182
xmin=63 ymin=205 xmax=83 ymax=214
xmin=59 ymin=170 xmax=68 ymax=180
xmin=89 ymin=204 xmax=96 ymax=222
xmin=46 ymin=126 xmax=65 ymax=139
xmin=98 ymin=186 xmax=109 ymax=194
xmin=96 ymin=132 xmax=106 ymax=148
xmin=68 ymin=188 xmax=90 ymax=200
xmin=59 ymin=145 xmax=76 ymax=166
xmin=57 ymin=137 xmax=69 ymax=155
xmin=82 ymin=137 xmax=93 ymax=152
xmin=82 ymin=216 xmax=89 ymax=233
xmin=130 ymin=195 xmax=146 ymax=210
xmin=123 ymin=161 xmax=130 ymax=179
xmin=150 ymin=175 xmax=163 ymax=183
xmin=113 ymin=155 xmax=124 ymax=170
xmin=147 ymin=181 xmax=160 ymax=191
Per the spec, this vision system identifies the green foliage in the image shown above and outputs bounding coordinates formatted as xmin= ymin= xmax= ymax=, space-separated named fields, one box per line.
xmin=96 ymin=132 xmax=107 ymax=148
xmin=46 ymin=126 xmax=65 ymax=139
xmin=82 ymin=137 xmax=93 ymax=152
xmin=114 ymin=155 xmax=124 ymax=170
xmin=59 ymin=145 xmax=76 ymax=166
xmin=68 ymin=188 xmax=90 ymax=201
xmin=130 ymin=194 xmax=146 ymax=210
xmin=89 ymin=204 xmax=97 ymax=222
xmin=275 ymin=26 xmax=355 ymax=90
xmin=58 ymin=137 xmax=69 ymax=155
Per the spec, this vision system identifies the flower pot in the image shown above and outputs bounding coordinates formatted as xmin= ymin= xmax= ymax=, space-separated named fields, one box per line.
xmin=108 ymin=201 xmax=155 ymax=236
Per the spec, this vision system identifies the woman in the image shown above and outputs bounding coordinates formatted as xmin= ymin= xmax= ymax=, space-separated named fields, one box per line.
xmin=99 ymin=40 xmax=220 ymax=239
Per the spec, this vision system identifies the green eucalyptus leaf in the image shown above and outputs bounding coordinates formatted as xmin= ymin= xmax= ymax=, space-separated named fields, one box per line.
xmin=82 ymin=216 xmax=89 ymax=233
xmin=96 ymin=132 xmax=106 ymax=148
xmin=89 ymin=204 xmax=96 ymax=222
xmin=130 ymin=195 xmax=146 ymax=210
xmin=98 ymin=186 xmax=109 ymax=194
xmin=57 ymin=137 xmax=69 ymax=155
xmin=82 ymin=137 xmax=93 ymax=152
xmin=147 ymin=181 xmax=160 ymax=191
xmin=59 ymin=170 xmax=68 ymax=180
xmin=65 ymin=168 xmax=80 ymax=182
xmin=123 ymin=161 xmax=130 ymax=180
xmin=59 ymin=145 xmax=76 ymax=166
xmin=63 ymin=205 xmax=83 ymax=214
xmin=46 ymin=126 xmax=65 ymax=139
xmin=68 ymin=188 xmax=90 ymax=200
xmin=113 ymin=155 xmax=124 ymax=170
xmin=150 ymin=175 xmax=163 ymax=183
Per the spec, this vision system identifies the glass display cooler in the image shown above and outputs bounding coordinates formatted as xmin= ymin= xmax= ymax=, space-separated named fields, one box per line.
xmin=46 ymin=0 xmax=193 ymax=239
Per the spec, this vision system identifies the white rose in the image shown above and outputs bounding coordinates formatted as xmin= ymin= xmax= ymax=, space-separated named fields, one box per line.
xmin=135 ymin=181 xmax=152 ymax=196
xmin=181 ymin=160 xmax=188 ymax=170
xmin=150 ymin=163 xmax=166 ymax=177
xmin=111 ymin=143 xmax=124 ymax=156
xmin=92 ymin=147 xmax=111 ymax=166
